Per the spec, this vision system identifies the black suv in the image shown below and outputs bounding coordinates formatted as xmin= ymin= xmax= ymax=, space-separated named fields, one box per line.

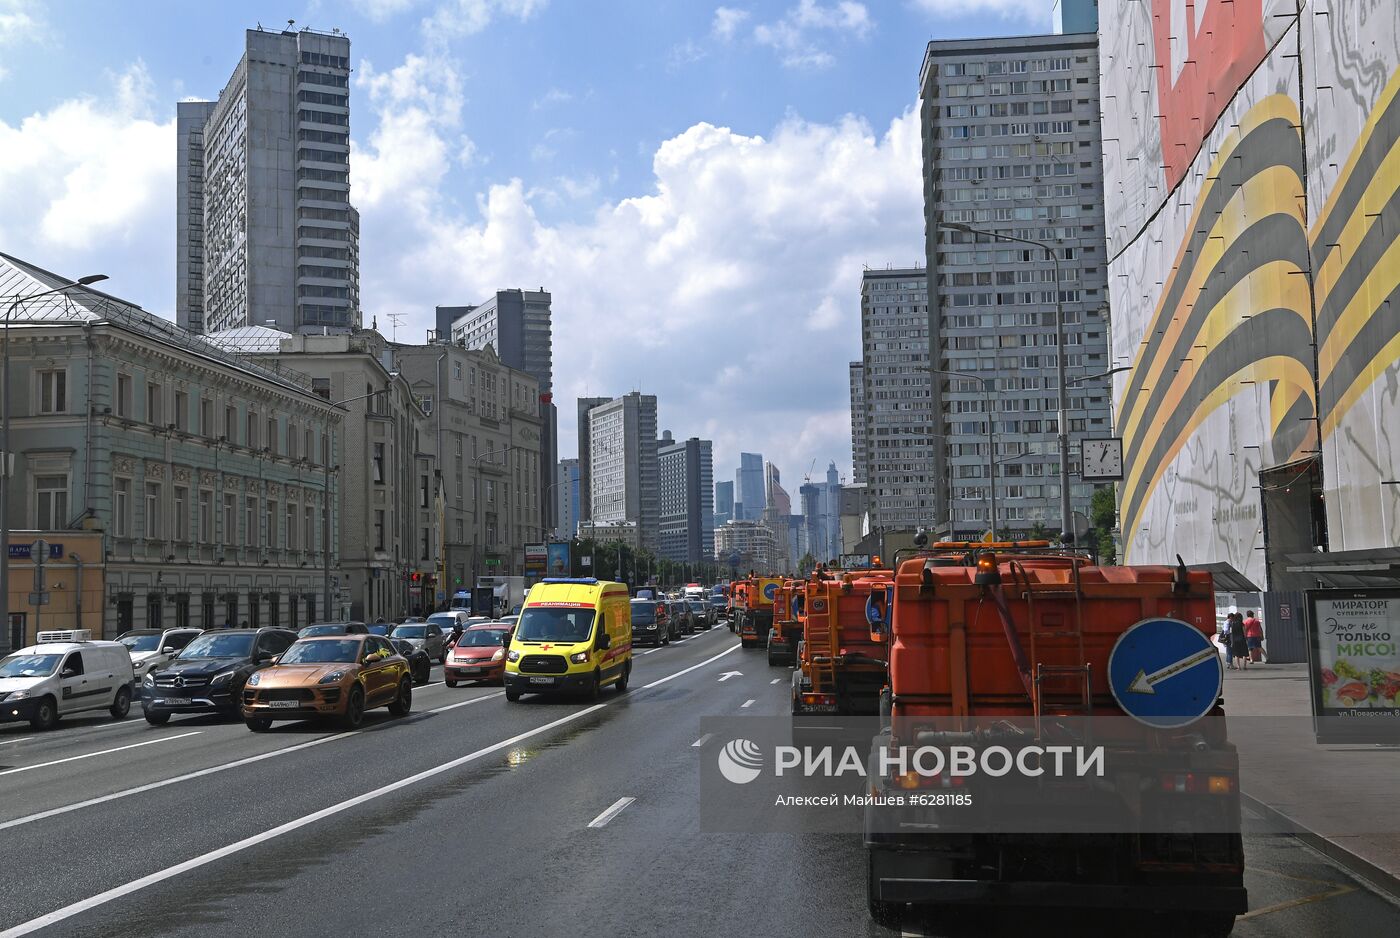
xmin=141 ymin=628 xmax=297 ymax=725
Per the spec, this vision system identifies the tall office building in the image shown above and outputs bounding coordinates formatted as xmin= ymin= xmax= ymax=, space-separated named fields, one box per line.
xmin=555 ymin=458 xmax=580 ymax=540
xmin=848 ymin=362 xmax=868 ymax=484
xmin=854 ymin=268 xmax=934 ymax=534
xmin=920 ymin=34 xmax=1111 ymax=539
xmin=714 ymin=480 xmax=735 ymax=527
xmin=735 ymin=452 xmax=765 ymax=522
xmin=658 ymin=432 xmax=715 ymax=564
xmin=440 ymin=290 xmax=557 ymax=533
xmin=178 ymin=27 xmax=360 ymax=335
xmin=587 ymin=393 xmax=659 ymax=549
xmin=575 ymin=396 xmax=610 ymax=523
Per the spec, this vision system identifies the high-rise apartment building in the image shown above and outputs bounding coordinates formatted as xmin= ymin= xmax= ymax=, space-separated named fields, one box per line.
xmin=575 ymin=396 xmax=609 ymax=524
xmin=178 ymin=27 xmax=360 ymax=335
xmin=440 ymin=291 xmax=557 ymax=533
xmin=853 ymin=268 xmax=934 ymax=534
xmin=735 ymin=452 xmax=764 ymax=522
xmin=848 ymin=362 xmax=868 ymax=484
xmin=555 ymin=458 xmax=580 ymax=540
xmin=587 ymin=393 xmax=659 ymax=549
xmin=658 ymin=433 xmax=714 ymax=564
xmin=919 ymin=33 xmax=1111 ymax=539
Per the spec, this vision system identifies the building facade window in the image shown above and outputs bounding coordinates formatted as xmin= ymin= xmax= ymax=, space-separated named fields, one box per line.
xmin=223 ymin=493 xmax=237 ymax=546
xmin=34 ymin=475 xmax=68 ymax=529
xmin=36 ymin=370 xmax=67 ymax=414
xmin=114 ymin=478 xmax=132 ymax=536
xmin=147 ymin=383 xmax=162 ymax=425
xmin=174 ymin=486 xmax=189 ymax=541
xmin=245 ymin=497 xmax=257 ymax=546
xmin=144 ymin=482 xmax=162 ymax=540
xmin=199 ymin=490 xmax=213 ymax=541
xmin=116 ymin=374 xmax=133 ymax=417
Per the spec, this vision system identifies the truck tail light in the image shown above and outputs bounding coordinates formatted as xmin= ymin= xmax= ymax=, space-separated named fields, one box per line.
xmin=801 ymin=693 xmax=836 ymax=706
xmin=1159 ymin=772 xmax=1234 ymax=794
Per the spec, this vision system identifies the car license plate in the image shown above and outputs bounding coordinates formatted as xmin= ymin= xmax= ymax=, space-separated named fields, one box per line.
xmin=529 ymin=676 xmax=555 ymax=684
xmin=268 ymin=700 xmax=299 ymax=709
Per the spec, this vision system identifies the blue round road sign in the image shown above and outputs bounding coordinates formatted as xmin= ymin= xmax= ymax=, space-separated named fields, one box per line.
xmin=1107 ymin=617 xmax=1223 ymax=729
xmin=762 ymin=581 xmax=779 ymax=601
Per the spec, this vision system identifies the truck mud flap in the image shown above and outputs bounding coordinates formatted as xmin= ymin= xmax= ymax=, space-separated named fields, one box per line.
xmin=873 ymin=876 xmax=1247 ymax=914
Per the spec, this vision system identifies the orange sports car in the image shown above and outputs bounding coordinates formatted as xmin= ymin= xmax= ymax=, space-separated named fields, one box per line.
xmin=241 ymin=634 xmax=412 ymax=730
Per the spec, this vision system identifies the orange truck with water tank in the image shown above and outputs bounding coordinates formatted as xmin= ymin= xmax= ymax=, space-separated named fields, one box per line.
xmin=790 ymin=568 xmax=895 ymax=722
xmin=765 ymin=578 xmax=802 ymax=666
xmin=736 ymin=576 xmax=781 ymax=649
xmin=862 ymin=541 xmax=1246 ymax=934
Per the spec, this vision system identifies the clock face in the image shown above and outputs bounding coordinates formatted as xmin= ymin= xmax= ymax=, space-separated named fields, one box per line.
xmin=1082 ymin=438 xmax=1124 ymax=480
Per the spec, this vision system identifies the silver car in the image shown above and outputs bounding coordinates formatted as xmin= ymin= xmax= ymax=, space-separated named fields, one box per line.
xmin=390 ymin=621 xmax=448 ymax=664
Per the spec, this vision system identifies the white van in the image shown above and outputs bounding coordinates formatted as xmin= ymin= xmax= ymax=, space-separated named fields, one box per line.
xmin=0 ymin=630 xmax=136 ymax=730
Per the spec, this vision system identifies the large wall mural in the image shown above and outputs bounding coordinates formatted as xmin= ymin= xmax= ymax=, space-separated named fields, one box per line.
xmin=1102 ymin=1 xmax=1400 ymax=585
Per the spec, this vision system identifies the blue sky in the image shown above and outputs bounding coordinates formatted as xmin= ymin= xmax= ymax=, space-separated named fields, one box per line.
xmin=0 ymin=0 xmax=1057 ymax=483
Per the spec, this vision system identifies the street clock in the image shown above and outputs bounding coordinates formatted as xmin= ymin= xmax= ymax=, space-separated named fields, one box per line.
xmin=1081 ymin=437 xmax=1124 ymax=481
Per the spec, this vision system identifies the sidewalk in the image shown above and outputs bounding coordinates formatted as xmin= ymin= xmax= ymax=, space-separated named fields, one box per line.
xmin=1224 ymin=662 xmax=1400 ymax=895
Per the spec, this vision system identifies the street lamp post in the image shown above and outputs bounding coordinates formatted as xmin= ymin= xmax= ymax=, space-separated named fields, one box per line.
xmin=2 ymin=274 xmax=107 ymax=650
xmin=927 ymin=366 xmax=998 ymax=540
xmin=941 ymin=222 xmax=1074 ymax=541
xmin=471 ymin=445 xmax=514 ymax=585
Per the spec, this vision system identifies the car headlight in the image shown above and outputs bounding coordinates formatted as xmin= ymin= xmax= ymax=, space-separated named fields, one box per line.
xmin=318 ymin=670 xmax=347 ymax=684
xmin=142 ymin=673 xmax=156 ymax=686
xmin=506 ymin=649 xmax=520 ymax=662
xmin=569 ymin=651 xmax=590 ymax=664
xmin=8 ymin=690 xmax=30 ymax=700
xmin=210 ymin=671 xmax=234 ymax=686
xmin=246 ymin=671 xmax=262 ymax=686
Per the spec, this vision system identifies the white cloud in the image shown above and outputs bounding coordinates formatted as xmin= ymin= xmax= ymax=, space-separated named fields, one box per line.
xmin=0 ymin=61 xmax=173 ymax=295
xmin=0 ymin=0 xmax=43 ymax=45
xmin=712 ymin=6 xmax=750 ymax=40
xmin=350 ymin=61 xmax=923 ymax=478
xmin=666 ymin=39 xmax=708 ymax=71
xmin=531 ymin=87 xmax=573 ymax=110
xmin=421 ymin=0 xmax=546 ymax=40
xmin=350 ymin=0 xmax=423 ymax=20
xmin=910 ymin=0 xmax=1050 ymax=24
xmin=752 ymin=0 xmax=872 ymax=70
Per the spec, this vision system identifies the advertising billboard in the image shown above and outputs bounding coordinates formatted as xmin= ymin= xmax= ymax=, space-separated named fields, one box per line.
xmin=1308 ymin=589 xmax=1400 ymax=743
xmin=546 ymin=542 xmax=571 ymax=577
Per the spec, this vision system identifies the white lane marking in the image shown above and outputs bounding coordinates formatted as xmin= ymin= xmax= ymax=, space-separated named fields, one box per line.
xmin=0 ymin=694 xmax=500 ymax=832
xmin=0 ymin=702 xmax=608 ymax=938
xmin=640 ymin=642 xmax=741 ymax=690
xmin=641 ymin=648 xmax=660 ymax=655
xmin=691 ymin=733 xmax=712 ymax=748
xmin=770 ymin=678 xmax=782 ymax=684
xmin=741 ymin=699 xmax=755 ymax=709
xmin=0 ymin=721 xmax=133 ymax=747
xmin=0 ymin=731 xmax=357 ymax=832
xmin=0 ymin=646 xmax=740 ymax=935
xmin=0 ymin=733 xmax=202 ymax=778
xmin=586 ymin=796 xmax=636 ymax=829
xmin=428 ymin=692 xmax=504 ymax=714
xmin=416 ymin=682 xmax=442 ymax=690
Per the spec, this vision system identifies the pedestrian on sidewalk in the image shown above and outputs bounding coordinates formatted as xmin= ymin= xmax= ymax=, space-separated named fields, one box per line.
xmin=1229 ymin=612 xmax=1250 ymax=670
xmin=1217 ymin=614 xmax=1235 ymax=668
xmin=1244 ymin=610 xmax=1265 ymax=663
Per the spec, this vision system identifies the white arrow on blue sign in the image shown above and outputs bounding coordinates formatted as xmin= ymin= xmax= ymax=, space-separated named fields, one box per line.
xmin=1107 ymin=617 xmax=1224 ymax=729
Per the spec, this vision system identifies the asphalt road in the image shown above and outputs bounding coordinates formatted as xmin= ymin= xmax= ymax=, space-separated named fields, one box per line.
xmin=0 ymin=623 xmax=1396 ymax=937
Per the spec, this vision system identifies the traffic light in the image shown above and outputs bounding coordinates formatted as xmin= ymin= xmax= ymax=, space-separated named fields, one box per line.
xmin=410 ymin=572 xmax=422 ymax=583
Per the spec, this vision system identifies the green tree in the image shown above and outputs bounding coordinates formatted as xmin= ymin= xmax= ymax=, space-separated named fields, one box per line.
xmin=1090 ymin=484 xmax=1118 ymax=565
xmin=798 ymin=553 xmax=817 ymax=576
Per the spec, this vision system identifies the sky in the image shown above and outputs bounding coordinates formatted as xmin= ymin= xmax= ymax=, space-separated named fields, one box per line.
xmin=0 ymin=0 xmax=1057 ymax=490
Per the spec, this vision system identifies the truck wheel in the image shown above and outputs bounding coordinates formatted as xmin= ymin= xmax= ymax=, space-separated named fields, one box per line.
xmin=867 ymin=855 xmax=905 ymax=928
xmin=616 ymin=662 xmax=631 ymax=693
xmin=587 ymin=670 xmax=602 ymax=702
xmin=505 ymin=687 xmax=521 ymax=702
